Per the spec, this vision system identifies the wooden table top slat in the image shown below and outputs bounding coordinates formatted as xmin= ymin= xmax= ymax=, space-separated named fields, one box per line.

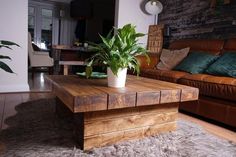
xmin=126 ymin=76 xmax=181 ymax=103
xmin=127 ymin=76 xmax=199 ymax=102
xmin=47 ymin=75 xmax=108 ymax=112
xmin=46 ymin=75 xmax=199 ymax=113
xmin=84 ymin=78 xmax=161 ymax=109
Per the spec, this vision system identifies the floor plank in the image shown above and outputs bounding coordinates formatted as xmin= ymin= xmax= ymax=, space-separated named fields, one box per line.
xmin=21 ymin=93 xmax=38 ymax=103
xmin=36 ymin=92 xmax=55 ymax=99
xmin=28 ymin=72 xmax=52 ymax=92
xmin=178 ymin=113 xmax=236 ymax=143
xmin=0 ymin=94 xmax=5 ymax=129
xmin=2 ymin=94 xmax=22 ymax=129
xmin=21 ymin=93 xmax=54 ymax=103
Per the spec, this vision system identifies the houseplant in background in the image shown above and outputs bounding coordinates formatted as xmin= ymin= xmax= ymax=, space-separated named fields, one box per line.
xmin=87 ymin=24 xmax=149 ymax=88
xmin=0 ymin=40 xmax=20 ymax=73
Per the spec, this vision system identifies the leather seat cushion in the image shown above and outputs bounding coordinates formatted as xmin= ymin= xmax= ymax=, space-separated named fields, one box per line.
xmin=141 ymin=69 xmax=188 ymax=83
xmin=179 ymin=74 xmax=236 ymax=101
xmin=140 ymin=69 xmax=159 ymax=79
xmin=169 ymin=39 xmax=225 ymax=55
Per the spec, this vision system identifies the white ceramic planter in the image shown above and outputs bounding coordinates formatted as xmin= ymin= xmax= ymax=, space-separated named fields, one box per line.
xmin=107 ymin=67 xmax=127 ymax=88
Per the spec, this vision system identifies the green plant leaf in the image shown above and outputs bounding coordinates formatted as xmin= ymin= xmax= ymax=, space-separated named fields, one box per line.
xmin=0 ymin=55 xmax=11 ymax=60
xmin=85 ymin=66 xmax=93 ymax=78
xmin=86 ymin=24 xmax=149 ymax=75
xmin=0 ymin=45 xmax=12 ymax=50
xmin=134 ymin=33 xmax=145 ymax=38
xmin=99 ymin=35 xmax=111 ymax=49
xmin=0 ymin=40 xmax=19 ymax=73
xmin=0 ymin=40 xmax=20 ymax=47
xmin=0 ymin=61 xmax=14 ymax=73
xmin=106 ymin=27 xmax=114 ymax=38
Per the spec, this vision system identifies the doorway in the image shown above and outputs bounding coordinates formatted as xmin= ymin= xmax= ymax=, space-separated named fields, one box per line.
xmin=28 ymin=0 xmax=59 ymax=92
xmin=28 ymin=2 xmax=56 ymax=50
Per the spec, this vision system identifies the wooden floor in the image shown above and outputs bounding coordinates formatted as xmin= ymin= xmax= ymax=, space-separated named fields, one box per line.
xmin=0 ymin=72 xmax=235 ymax=144
xmin=178 ymin=113 xmax=236 ymax=143
xmin=28 ymin=72 xmax=52 ymax=92
xmin=0 ymin=92 xmax=55 ymax=129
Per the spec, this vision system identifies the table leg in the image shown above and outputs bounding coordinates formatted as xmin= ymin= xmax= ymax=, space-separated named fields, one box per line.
xmin=55 ymin=98 xmax=84 ymax=149
xmin=63 ymin=65 xmax=69 ymax=75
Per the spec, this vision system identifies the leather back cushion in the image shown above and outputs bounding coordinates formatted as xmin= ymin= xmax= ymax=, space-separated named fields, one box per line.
xmin=205 ymin=52 xmax=236 ymax=78
xmin=169 ymin=39 xmax=225 ymax=55
xmin=156 ymin=47 xmax=190 ymax=70
xmin=136 ymin=53 xmax=159 ymax=70
xmin=174 ymin=51 xmax=219 ymax=74
xmin=223 ymin=38 xmax=236 ymax=53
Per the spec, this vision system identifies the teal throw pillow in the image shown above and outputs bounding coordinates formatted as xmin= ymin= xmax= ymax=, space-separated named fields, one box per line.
xmin=205 ymin=52 xmax=236 ymax=78
xmin=174 ymin=52 xmax=219 ymax=74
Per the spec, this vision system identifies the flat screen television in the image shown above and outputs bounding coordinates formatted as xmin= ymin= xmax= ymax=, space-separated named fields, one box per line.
xmin=71 ymin=0 xmax=115 ymax=43
xmin=70 ymin=0 xmax=92 ymax=18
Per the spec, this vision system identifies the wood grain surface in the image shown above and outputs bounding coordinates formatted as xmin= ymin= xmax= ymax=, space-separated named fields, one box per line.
xmin=147 ymin=25 xmax=164 ymax=54
xmin=47 ymin=75 xmax=198 ymax=149
xmin=46 ymin=75 xmax=198 ymax=113
xmin=81 ymin=103 xmax=178 ymax=150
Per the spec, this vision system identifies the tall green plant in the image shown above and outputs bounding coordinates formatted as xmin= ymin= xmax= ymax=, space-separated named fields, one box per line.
xmin=87 ymin=24 xmax=150 ymax=76
xmin=0 ymin=40 xmax=20 ymax=73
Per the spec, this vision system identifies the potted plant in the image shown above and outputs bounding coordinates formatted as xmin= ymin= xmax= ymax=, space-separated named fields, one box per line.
xmin=0 ymin=40 xmax=20 ymax=73
xmin=87 ymin=24 xmax=149 ymax=88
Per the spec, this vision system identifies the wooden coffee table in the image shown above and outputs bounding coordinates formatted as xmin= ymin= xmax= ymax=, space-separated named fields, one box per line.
xmin=46 ymin=75 xmax=198 ymax=150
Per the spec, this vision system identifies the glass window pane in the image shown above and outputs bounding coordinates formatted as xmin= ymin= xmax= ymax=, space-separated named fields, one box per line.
xmin=28 ymin=28 xmax=34 ymax=42
xmin=28 ymin=15 xmax=35 ymax=41
xmin=41 ymin=30 xmax=52 ymax=50
xmin=42 ymin=9 xmax=52 ymax=17
xmin=29 ymin=7 xmax=35 ymax=15
xmin=42 ymin=18 xmax=52 ymax=30
xmin=41 ymin=17 xmax=52 ymax=50
xmin=28 ymin=16 xmax=35 ymax=28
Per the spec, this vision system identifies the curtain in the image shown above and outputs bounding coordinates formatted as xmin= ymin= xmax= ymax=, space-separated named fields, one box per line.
xmin=60 ymin=18 xmax=77 ymax=45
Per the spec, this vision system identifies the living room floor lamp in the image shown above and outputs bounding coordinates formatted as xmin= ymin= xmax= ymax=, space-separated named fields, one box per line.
xmin=145 ymin=0 xmax=163 ymax=25
xmin=145 ymin=0 xmax=164 ymax=54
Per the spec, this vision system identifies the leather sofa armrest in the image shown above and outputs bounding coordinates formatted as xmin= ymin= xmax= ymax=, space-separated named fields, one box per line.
xmin=136 ymin=53 xmax=159 ymax=70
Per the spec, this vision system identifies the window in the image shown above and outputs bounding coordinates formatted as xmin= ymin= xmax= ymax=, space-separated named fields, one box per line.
xmin=28 ymin=4 xmax=55 ymax=50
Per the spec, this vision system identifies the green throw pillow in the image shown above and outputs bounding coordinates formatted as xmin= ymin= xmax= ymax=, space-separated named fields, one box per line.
xmin=205 ymin=52 xmax=236 ymax=78
xmin=174 ymin=52 xmax=219 ymax=74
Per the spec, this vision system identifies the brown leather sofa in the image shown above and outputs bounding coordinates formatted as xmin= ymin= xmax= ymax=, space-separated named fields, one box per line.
xmin=137 ymin=39 xmax=236 ymax=128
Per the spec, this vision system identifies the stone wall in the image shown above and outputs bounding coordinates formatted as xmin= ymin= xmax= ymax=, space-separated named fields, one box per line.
xmin=159 ymin=0 xmax=236 ymax=47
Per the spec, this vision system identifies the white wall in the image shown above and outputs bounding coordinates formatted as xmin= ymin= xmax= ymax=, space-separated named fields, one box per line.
xmin=115 ymin=0 xmax=154 ymax=46
xmin=0 ymin=0 xmax=29 ymax=93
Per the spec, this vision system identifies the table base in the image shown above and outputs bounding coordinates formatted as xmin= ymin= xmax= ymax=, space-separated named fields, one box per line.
xmin=56 ymin=98 xmax=178 ymax=150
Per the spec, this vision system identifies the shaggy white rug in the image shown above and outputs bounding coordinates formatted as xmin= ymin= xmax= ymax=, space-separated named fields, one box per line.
xmin=0 ymin=99 xmax=235 ymax=157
